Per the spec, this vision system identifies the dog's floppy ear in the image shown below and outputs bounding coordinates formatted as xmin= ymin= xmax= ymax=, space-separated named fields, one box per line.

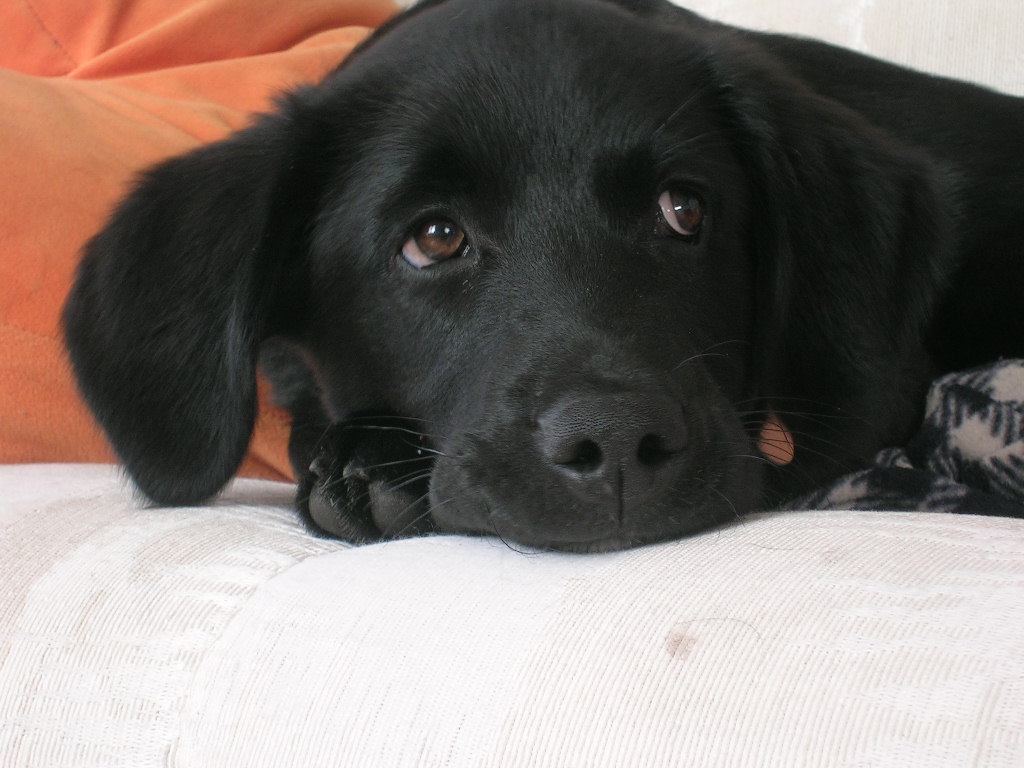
xmin=63 ymin=111 xmax=317 ymax=505
xmin=710 ymin=39 xmax=954 ymax=471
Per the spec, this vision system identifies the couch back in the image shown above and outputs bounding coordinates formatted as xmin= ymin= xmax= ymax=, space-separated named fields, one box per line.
xmin=680 ymin=0 xmax=1023 ymax=96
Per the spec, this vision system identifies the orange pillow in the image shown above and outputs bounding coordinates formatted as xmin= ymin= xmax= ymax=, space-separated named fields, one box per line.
xmin=0 ymin=0 xmax=397 ymax=482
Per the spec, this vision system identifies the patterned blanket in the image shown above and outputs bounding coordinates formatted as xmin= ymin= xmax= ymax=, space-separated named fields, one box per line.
xmin=784 ymin=360 xmax=1024 ymax=518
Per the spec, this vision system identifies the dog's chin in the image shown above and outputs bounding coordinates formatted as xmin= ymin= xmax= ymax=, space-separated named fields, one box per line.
xmin=427 ymin=483 xmax=750 ymax=553
xmin=430 ymin=511 xmax=734 ymax=553
xmin=535 ymin=533 xmax=684 ymax=554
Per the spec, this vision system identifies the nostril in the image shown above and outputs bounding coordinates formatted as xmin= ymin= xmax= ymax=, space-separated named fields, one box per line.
xmin=637 ymin=433 xmax=679 ymax=468
xmin=561 ymin=439 xmax=603 ymax=472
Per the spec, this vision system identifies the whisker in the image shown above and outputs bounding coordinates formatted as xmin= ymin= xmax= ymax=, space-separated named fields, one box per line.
xmin=707 ymin=485 xmax=740 ymax=522
xmin=382 ymin=489 xmax=436 ymax=540
xmin=334 ymin=423 xmax=444 ymax=441
xmin=399 ymin=438 xmax=447 ymax=458
xmin=743 ymin=423 xmax=863 ymax=461
xmin=734 ymin=398 xmax=877 ymax=431
xmin=315 ymin=465 xmax=431 ymax=512
xmin=387 ymin=495 xmax=462 ymax=542
xmin=673 ymin=339 xmax=746 ymax=371
xmin=721 ymin=450 xmax=827 ymax=496
xmin=772 ymin=438 xmax=856 ymax=474
xmin=739 ymin=411 xmax=864 ymax=450
xmin=492 ymin=526 xmax=542 ymax=556
xmin=734 ymin=395 xmax=847 ymax=408
xmin=388 ymin=470 xmax=434 ymax=493
xmin=673 ymin=352 xmax=729 ymax=371
xmin=741 ymin=407 xmax=861 ymax=421
xmin=724 ymin=452 xmax=773 ymax=466
xmin=653 ymin=81 xmax=721 ymax=137
xmin=342 ymin=414 xmax=431 ymax=424
xmin=345 ymin=455 xmax=436 ymax=473
xmin=314 ymin=473 xmax=350 ymax=495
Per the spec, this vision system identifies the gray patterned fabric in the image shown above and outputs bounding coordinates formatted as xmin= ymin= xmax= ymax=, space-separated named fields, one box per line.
xmin=785 ymin=361 xmax=1024 ymax=519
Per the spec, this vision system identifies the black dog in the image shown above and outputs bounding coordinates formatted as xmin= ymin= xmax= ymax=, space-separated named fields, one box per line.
xmin=63 ymin=0 xmax=1024 ymax=551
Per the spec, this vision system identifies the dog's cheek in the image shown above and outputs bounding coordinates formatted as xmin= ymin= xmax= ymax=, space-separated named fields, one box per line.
xmin=427 ymin=452 xmax=492 ymax=536
xmin=426 ymin=430 xmax=547 ymax=538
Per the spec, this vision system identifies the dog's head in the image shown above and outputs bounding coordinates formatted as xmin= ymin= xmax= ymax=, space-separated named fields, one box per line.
xmin=64 ymin=0 xmax=950 ymax=550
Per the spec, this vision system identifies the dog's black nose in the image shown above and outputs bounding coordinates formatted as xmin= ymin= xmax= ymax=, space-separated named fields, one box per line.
xmin=537 ymin=393 xmax=688 ymax=518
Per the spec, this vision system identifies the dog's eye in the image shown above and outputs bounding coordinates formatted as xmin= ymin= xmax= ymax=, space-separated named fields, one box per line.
xmin=402 ymin=219 xmax=467 ymax=269
xmin=657 ymin=190 xmax=705 ymax=239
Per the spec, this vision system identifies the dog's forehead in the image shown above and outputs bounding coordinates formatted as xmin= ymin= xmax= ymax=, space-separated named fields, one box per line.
xmin=336 ymin=0 xmax=716 ymax=147
xmin=307 ymin=0 xmax=734 ymax=239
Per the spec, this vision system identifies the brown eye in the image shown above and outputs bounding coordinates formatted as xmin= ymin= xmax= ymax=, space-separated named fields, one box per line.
xmin=657 ymin=189 xmax=705 ymax=239
xmin=402 ymin=219 xmax=467 ymax=269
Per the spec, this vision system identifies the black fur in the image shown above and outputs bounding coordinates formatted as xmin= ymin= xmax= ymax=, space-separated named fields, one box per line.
xmin=63 ymin=0 xmax=1024 ymax=551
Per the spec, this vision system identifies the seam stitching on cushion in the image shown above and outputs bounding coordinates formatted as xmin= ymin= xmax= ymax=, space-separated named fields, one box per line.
xmin=23 ymin=0 xmax=78 ymax=71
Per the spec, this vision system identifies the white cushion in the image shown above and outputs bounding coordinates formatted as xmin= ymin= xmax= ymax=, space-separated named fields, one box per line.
xmin=2 ymin=464 xmax=1022 ymax=766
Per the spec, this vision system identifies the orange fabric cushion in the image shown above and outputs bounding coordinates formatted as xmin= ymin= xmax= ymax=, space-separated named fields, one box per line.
xmin=0 ymin=0 xmax=397 ymax=482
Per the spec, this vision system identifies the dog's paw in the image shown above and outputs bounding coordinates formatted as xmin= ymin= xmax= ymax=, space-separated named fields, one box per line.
xmin=297 ymin=416 xmax=435 ymax=543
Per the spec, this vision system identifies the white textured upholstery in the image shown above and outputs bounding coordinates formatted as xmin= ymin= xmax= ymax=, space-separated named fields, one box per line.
xmin=2 ymin=465 xmax=1023 ymax=766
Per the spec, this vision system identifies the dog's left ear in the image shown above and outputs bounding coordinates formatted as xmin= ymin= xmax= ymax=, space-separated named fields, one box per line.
xmin=710 ymin=39 xmax=954 ymax=463
xmin=63 ymin=108 xmax=323 ymax=506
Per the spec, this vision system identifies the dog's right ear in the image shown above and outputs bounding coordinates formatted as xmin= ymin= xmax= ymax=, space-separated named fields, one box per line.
xmin=702 ymin=35 xmax=953 ymax=489
xmin=63 ymin=110 xmax=320 ymax=506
